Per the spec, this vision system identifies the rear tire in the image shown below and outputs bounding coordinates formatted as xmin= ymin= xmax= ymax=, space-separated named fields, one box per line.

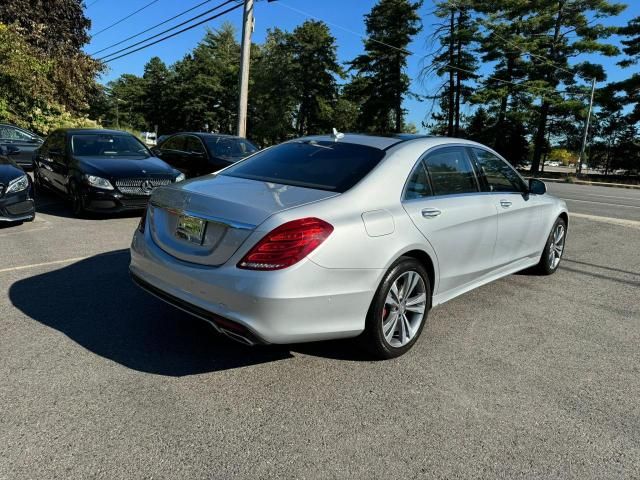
xmin=361 ymin=257 xmax=431 ymax=359
xmin=535 ymin=217 xmax=567 ymax=275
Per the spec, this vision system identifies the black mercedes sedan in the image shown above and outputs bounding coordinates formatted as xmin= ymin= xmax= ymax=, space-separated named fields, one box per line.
xmin=0 ymin=146 xmax=35 ymax=223
xmin=153 ymin=132 xmax=258 ymax=178
xmin=33 ymin=129 xmax=184 ymax=217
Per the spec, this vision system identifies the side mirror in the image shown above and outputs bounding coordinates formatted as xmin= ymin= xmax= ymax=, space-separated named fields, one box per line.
xmin=529 ymin=178 xmax=546 ymax=195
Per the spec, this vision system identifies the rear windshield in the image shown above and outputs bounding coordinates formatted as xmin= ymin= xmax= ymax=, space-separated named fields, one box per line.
xmin=71 ymin=134 xmax=150 ymax=158
xmin=221 ymin=140 xmax=385 ymax=192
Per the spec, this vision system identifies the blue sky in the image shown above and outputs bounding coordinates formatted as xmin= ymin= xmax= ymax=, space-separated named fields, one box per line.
xmin=85 ymin=0 xmax=639 ymax=131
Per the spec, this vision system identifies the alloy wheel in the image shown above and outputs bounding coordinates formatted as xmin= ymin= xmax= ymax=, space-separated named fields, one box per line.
xmin=381 ymin=270 xmax=427 ymax=348
xmin=548 ymin=223 xmax=566 ymax=269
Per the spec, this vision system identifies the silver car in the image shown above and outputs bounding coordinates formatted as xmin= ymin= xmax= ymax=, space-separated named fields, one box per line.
xmin=130 ymin=134 xmax=568 ymax=358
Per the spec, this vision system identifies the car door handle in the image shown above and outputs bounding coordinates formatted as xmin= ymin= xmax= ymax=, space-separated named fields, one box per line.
xmin=500 ymin=200 xmax=512 ymax=208
xmin=421 ymin=208 xmax=442 ymax=218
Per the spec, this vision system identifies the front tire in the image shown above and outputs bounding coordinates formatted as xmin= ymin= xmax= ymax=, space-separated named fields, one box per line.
xmin=362 ymin=257 xmax=431 ymax=359
xmin=535 ymin=217 xmax=567 ymax=275
xmin=69 ymin=181 xmax=87 ymax=218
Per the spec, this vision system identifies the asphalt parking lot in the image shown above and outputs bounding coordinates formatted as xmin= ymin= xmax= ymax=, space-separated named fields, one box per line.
xmin=1 ymin=183 xmax=639 ymax=479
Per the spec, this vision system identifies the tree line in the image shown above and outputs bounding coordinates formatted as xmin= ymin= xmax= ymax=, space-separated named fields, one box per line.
xmin=0 ymin=0 xmax=638 ymax=174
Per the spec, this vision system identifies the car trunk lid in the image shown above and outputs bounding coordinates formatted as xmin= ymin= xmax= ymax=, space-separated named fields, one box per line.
xmin=148 ymin=174 xmax=338 ymax=266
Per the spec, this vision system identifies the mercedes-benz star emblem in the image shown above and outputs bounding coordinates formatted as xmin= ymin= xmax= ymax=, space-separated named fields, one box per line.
xmin=140 ymin=180 xmax=154 ymax=194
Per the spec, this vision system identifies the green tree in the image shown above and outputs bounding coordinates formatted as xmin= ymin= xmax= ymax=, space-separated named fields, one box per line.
xmin=105 ymin=74 xmax=147 ymax=131
xmin=525 ymin=0 xmax=625 ymax=174
xmin=288 ymin=20 xmax=343 ymax=135
xmin=423 ymin=0 xmax=479 ymax=136
xmin=348 ymin=0 xmax=422 ymax=133
xmin=0 ymin=23 xmax=97 ymax=133
xmin=0 ymin=0 xmax=101 ymax=115
xmin=143 ymin=57 xmax=169 ymax=134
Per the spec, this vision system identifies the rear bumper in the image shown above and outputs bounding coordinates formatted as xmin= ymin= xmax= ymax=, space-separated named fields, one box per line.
xmin=129 ymin=228 xmax=382 ymax=345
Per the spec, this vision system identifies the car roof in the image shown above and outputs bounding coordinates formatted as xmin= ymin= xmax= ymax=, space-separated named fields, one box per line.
xmin=169 ymin=132 xmax=246 ymax=140
xmin=297 ymin=133 xmax=480 ymax=151
xmin=58 ymin=128 xmax=135 ymax=135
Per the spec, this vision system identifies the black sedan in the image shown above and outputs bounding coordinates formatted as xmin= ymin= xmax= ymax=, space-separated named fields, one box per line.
xmin=153 ymin=132 xmax=258 ymax=178
xmin=33 ymin=129 xmax=184 ymax=217
xmin=0 ymin=146 xmax=35 ymax=223
xmin=0 ymin=123 xmax=44 ymax=169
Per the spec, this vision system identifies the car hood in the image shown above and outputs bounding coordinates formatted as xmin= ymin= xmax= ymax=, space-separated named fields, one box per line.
xmin=0 ymin=157 xmax=26 ymax=184
xmin=75 ymin=155 xmax=176 ymax=178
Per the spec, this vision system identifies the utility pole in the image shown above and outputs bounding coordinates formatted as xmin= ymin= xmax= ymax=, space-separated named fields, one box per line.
xmin=236 ymin=0 xmax=254 ymax=138
xmin=577 ymin=77 xmax=596 ymax=175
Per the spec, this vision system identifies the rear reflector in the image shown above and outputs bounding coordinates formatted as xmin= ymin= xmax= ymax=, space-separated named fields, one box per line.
xmin=238 ymin=217 xmax=333 ymax=270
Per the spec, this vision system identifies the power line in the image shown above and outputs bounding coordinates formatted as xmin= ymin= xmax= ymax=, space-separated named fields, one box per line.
xmin=91 ymin=0 xmax=162 ymax=38
xmin=86 ymin=0 xmax=101 ymax=8
xmin=276 ymin=1 xmax=588 ymax=99
xmin=102 ymin=2 xmax=243 ymax=63
xmin=98 ymin=0 xmax=237 ymax=60
xmin=90 ymin=0 xmax=218 ymax=56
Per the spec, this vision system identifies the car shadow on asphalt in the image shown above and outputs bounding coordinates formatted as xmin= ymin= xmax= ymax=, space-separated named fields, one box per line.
xmin=8 ymin=249 xmax=297 ymax=376
xmin=8 ymin=249 xmax=374 ymax=375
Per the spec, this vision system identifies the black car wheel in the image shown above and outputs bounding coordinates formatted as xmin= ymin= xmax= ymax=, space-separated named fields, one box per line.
xmin=69 ymin=181 xmax=87 ymax=217
xmin=362 ymin=257 xmax=431 ymax=359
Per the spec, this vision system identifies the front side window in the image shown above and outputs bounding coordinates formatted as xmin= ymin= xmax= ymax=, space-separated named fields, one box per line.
xmin=424 ymin=147 xmax=478 ymax=196
xmin=404 ymin=160 xmax=432 ymax=200
xmin=222 ymin=140 xmax=385 ymax=192
xmin=0 ymin=126 xmax=34 ymax=142
xmin=473 ymin=148 xmax=527 ymax=193
xmin=71 ymin=134 xmax=150 ymax=158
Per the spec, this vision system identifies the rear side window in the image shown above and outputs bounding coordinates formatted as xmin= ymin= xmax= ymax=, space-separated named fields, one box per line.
xmin=472 ymin=148 xmax=527 ymax=193
xmin=404 ymin=160 xmax=432 ymax=200
xmin=222 ymin=140 xmax=386 ymax=192
xmin=424 ymin=147 xmax=478 ymax=196
xmin=162 ymin=135 xmax=185 ymax=151
xmin=185 ymin=136 xmax=206 ymax=154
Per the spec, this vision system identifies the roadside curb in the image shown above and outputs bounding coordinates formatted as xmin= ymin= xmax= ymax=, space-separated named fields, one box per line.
xmin=525 ymin=176 xmax=640 ymax=190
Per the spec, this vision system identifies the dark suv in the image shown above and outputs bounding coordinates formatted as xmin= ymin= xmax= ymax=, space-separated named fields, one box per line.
xmin=33 ymin=129 xmax=183 ymax=216
xmin=154 ymin=133 xmax=258 ymax=178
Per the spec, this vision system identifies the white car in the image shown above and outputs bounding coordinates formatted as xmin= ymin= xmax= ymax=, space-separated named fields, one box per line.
xmin=130 ymin=134 xmax=568 ymax=358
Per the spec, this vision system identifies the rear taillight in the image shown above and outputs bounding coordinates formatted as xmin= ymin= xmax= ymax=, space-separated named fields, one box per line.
xmin=138 ymin=206 xmax=148 ymax=233
xmin=238 ymin=217 xmax=334 ymax=271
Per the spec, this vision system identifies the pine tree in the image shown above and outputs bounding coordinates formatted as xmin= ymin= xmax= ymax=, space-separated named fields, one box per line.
xmin=348 ymin=0 xmax=422 ymax=133
xmin=525 ymin=0 xmax=624 ymax=174
xmin=142 ymin=57 xmax=169 ymax=134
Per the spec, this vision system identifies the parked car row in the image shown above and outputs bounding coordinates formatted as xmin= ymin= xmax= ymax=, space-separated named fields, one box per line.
xmin=0 ymin=123 xmax=259 ymax=221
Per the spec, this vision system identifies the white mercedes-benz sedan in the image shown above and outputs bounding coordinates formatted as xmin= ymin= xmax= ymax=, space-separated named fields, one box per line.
xmin=130 ymin=134 xmax=568 ymax=358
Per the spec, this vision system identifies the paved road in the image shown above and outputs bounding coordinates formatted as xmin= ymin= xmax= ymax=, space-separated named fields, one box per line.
xmin=1 ymin=186 xmax=639 ymax=479
xmin=546 ymin=181 xmax=640 ymax=222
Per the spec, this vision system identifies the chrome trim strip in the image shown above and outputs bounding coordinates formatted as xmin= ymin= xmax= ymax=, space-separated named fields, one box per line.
xmin=0 ymin=214 xmax=35 ymax=222
xmin=149 ymin=199 xmax=256 ymax=230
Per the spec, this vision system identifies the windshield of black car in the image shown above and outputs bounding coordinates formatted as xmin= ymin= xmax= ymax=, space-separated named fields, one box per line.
xmin=71 ymin=134 xmax=151 ymax=158
xmin=221 ymin=140 xmax=385 ymax=192
xmin=205 ymin=137 xmax=258 ymax=158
